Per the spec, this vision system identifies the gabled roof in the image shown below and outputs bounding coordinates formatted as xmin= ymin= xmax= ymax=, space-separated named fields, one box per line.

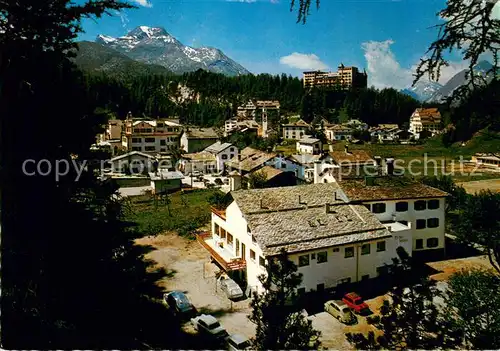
xmin=183 ymin=128 xmax=218 ymax=139
xmin=297 ymin=135 xmax=321 ymax=145
xmin=225 ymin=147 xmax=277 ymax=173
xmin=204 ymin=141 xmax=233 ymax=154
xmin=110 ymin=151 xmax=155 ymax=162
xmin=230 ymin=183 xmax=389 ymax=256
xmin=245 ymin=166 xmax=283 ymax=181
xmin=326 ymin=124 xmax=353 ymax=132
xmin=338 ymin=177 xmax=449 ymax=201
xmin=282 ymin=119 xmax=310 ymax=127
xmin=330 ymin=150 xmax=374 ymax=165
xmin=182 ymin=151 xmax=216 ymax=161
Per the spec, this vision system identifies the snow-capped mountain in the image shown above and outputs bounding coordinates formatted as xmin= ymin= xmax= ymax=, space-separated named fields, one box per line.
xmin=95 ymin=26 xmax=250 ymax=76
xmin=426 ymin=60 xmax=495 ymax=103
xmin=401 ymin=80 xmax=443 ymax=102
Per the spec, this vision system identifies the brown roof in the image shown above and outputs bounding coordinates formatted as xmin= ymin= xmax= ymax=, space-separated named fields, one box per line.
xmin=230 ymin=183 xmax=390 ymax=256
xmin=182 ymin=151 xmax=215 ymax=161
xmin=414 ymin=108 xmax=441 ymax=120
xmin=338 ymin=177 xmax=449 ymax=201
xmin=282 ymin=119 xmax=310 ymax=127
xmin=330 ymin=150 xmax=374 ymax=165
xmin=225 ymin=147 xmax=277 ymax=173
xmin=247 ymin=166 xmax=283 ymax=181
xmin=184 ymin=128 xmax=218 ymax=139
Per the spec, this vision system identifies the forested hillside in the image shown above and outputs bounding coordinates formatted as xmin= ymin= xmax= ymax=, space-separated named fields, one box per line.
xmin=82 ymin=68 xmax=427 ymax=128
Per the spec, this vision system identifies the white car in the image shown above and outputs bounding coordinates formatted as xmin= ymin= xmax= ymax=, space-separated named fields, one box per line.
xmin=191 ymin=314 xmax=229 ymax=340
xmin=226 ymin=334 xmax=251 ymax=351
xmin=218 ymin=274 xmax=244 ymax=300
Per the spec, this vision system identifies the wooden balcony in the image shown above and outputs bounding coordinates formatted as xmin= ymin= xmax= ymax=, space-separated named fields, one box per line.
xmin=211 ymin=207 xmax=227 ymax=221
xmin=196 ymin=232 xmax=246 ymax=271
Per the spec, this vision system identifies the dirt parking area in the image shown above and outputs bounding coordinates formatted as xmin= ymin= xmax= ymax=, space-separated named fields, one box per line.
xmin=135 ymin=233 xmax=255 ymax=339
xmin=135 ymin=233 xmax=393 ymax=349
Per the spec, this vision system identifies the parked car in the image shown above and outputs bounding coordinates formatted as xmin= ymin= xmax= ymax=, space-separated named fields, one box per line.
xmin=342 ymin=292 xmax=370 ymax=315
xmin=226 ymin=334 xmax=251 ymax=351
xmin=191 ymin=314 xmax=229 ymax=340
xmin=218 ymin=274 xmax=244 ymax=299
xmin=192 ymin=171 xmax=202 ymax=177
xmin=324 ymin=300 xmax=357 ymax=324
xmin=223 ymin=178 xmax=229 ymax=185
xmin=163 ymin=291 xmax=196 ymax=317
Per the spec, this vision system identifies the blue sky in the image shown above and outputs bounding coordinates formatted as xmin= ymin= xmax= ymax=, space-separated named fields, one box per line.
xmin=80 ymin=0 xmax=475 ymax=89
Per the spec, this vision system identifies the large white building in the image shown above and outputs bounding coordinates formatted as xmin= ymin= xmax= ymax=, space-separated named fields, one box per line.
xmin=409 ymin=108 xmax=442 ymax=137
xmin=198 ymin=183 xmax=415 ymax=295
xmin=282 ymin=119 xmax=310 ymax=140
xmin=124 ymin=118 xmax=182 ymax=154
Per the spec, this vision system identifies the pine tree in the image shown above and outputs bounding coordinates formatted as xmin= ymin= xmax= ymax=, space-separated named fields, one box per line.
xmin=248 ymin=250 xmax=321 ymax=350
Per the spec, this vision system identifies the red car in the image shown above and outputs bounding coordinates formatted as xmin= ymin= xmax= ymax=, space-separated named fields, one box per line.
xmin=342 ymin=292 xmax=370 ymax=314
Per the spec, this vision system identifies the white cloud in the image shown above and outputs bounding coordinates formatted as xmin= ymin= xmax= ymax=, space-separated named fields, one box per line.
xmin=361 ymin=39 xmax=468 ymax=89
xmin=114 ymin=10 xmax=130 ymax=30
xmin=280 ymin=52 xmax=329 ymax=71
xmin=132 ymin=0 xmax=153 ymax=7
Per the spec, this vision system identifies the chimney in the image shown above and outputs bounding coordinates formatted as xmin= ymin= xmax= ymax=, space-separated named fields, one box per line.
xmin=326 ymin=203 xmax=336 ymax=214
xmin=374 ymin=156 xmax=382 ymax=166
xmin=237 ymin=152 xmax=242 ymax=161
xmin=298 ymin=195 xmax=306 ymax=205
xmin=313 ymin=160 xmax=322 ymax=184
xmin=344 ymin=145 xmax=349 ymax=154
xmin=329 ymin=144 xmax=333 ymax=152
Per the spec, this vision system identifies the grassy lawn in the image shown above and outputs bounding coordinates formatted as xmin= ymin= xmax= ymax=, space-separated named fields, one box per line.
xmin=277 ymin=134 xmax=500 ymax=183
xmin=124 ymin=189 xmax=216 ymax=238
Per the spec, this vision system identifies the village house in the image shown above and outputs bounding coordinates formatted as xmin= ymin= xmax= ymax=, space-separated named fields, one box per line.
xmin=282 ymin=119 xmax=310 ymax=140
xmin=197 ymin=183 xmax=412 ymax=295
xmin=178 ymin=151 xmax=217 ymax=175
xmin=124 ymin=116 xmax=182 ymax=154
xmin=237 ymin=99 xmax=280 ymax=120
xmin=296 ymin=135 xmax=323 ymax=155
xmin=238 ymin=166 xmax=298 ymax=189
xmin=180 ymin=127 xmax=219 ymax=153
xmin=225 ymin=147 xmax=278 ymax=176
xmin=149 ymin=170 xmax=184 ymax=194
xmin=409 ymin=108 xmax=442 ymax=138
xmin=338 ymin=177 xmax=448 ymax=260
xmin=288 ymin=153 xmax=334 ymax=182
xmin=109 ymin=151 xmax=157 ymax=174
xmin=325 ymin=124 xmax=353 ymax=141
xmin=471 ymin=153 xmax=500 ymax=169
xmin=204 ymin=142 xmax=239 ymax=173
xmin=224 ymin=118 xmax=260 ymax=136
xmin=330 ymin=147 xmax=375 ymax=167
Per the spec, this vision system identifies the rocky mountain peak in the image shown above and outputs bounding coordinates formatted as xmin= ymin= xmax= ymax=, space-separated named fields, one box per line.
xmin=94 ymin=26 xmax=250 ymax=76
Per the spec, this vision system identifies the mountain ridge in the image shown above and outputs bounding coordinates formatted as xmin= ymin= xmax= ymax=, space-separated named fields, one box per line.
xmin=95 ymin=26 xmax=251 ymax=76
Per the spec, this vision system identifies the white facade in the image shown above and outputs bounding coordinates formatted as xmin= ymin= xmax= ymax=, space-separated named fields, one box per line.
xmin=130 ymin=135 xmax=180 ymax=153
xmin=211 ymin=202 xmax=267 ymax=293
xmin=409 ymin=108 xmax=442 ymax=136
xmin=364 ymin=198 xmax=446 ymax=252
xmin=296 ymin=138 xmax=322 ymax=155
xmin=215 ymin=146 xmax=238 ymax=173
xmin=209 ymin=200 xmax=410 ymax=294
xmin=289 ymin=235 xmax=408 ymax=292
